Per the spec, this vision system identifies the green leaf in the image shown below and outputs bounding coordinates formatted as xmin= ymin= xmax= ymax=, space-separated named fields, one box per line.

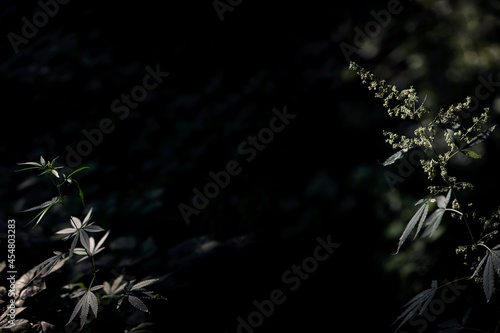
xmin=21 ymin=197 xmax=60 ymax=227
xmin=462 ymin=150 xmax=483 ymax=159
xmin=67 ymin=166 xmax=89 ymax=178
xmin=72 ymin=179 xmax=85 ymax=206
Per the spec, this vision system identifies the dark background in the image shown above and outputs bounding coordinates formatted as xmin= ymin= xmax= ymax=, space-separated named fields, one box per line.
xmin=1 ymin=0 xmax=500 ymax=332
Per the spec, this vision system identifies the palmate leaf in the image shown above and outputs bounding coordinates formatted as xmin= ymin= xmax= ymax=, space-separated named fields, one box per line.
xmin=393 ymin=280 xmax=438 ymax=332
xmin=116 ymin=278 xmax=165 ymax=314
xmin=394 ymin=198 xmax=430 ymax=254
xmin=67 ymin=286 xmax=103 ymax=329
xmin=472 ymin=244 xmax=500 ymax=302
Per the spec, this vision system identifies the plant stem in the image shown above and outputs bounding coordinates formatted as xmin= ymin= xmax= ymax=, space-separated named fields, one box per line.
xmin=421 ymin=123 xmax=479 ymax=256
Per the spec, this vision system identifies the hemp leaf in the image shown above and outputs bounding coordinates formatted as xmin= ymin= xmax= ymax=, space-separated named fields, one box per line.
xmin=395 ymin=198 xmax=430 ymax=254
xmin=472 ymin=244 xmax=500 ymax=302
xmin=67 ymin=285 xmax=103 ymax=330
xmin=421 ymin=189 xmax=452 ymax=238
xmin=393 ymin=280 xmax=438 ymax=332
xmin=20 ymin=196 xmax=60 ymax=227
xmin=116 ymin=278 xmax=165 ymax=313
xmin=74 ymin=230 xmax=110 ymax=262
xmin=56 ymin=208 xmax=104 ymax=255
xmin=17 ymin=155 xmax=62 ymax=178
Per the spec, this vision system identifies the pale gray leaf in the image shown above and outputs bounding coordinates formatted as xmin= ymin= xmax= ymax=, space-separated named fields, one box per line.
xmin=484 ymin=254 xmax=495 ymax=302
xmin=395 ymin=200 xmax=429 ymax=254
xmin=381 ymin=147 xmax=412 ymax=166
xmin=393 ymin=280 xmax=437 ymax=332
xmin=131 ymin=278 xmax=159 ymax=291
xmin=421 ymin=209 xmax=446 ymax=238
xmin=128 ymin=295 xmax=149 ymax=313
xmin=20 ymin=197 xmax=58 ymax=212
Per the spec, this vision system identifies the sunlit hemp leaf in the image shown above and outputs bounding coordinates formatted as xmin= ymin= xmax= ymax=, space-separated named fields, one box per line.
xmin=17 ymin=156 xmax=63 ymax=177
xmin=381 ymin=146 xmax=414 ymax=166
xmin=421 ymin=189 xmax=452 ymax=238
xmin=55 ymin=208 xmax=104 ymax=255
xmin=103 ymin=275 xmax=127 ymax=297
xmin=472 ymin=244 xmax=500 ymax=302
xmin=394 ymin=198 xmax=430 ymax=254
xmin=74 ymin=230 xmax=110 ymax=263
xmin=117 ymin=278 xmax=164 ymax=313
xmin=393 ymin=280 xmax=438 ymax=332
xmin=30 ymin=251 xmax=69 ymax=280
xmin=461 ymin=124 xmax=497 ymax=150
xmin=67 ymin=286 xmax=102 ymax=329
xmin=20 ymin=196 xmax=59 ymax=227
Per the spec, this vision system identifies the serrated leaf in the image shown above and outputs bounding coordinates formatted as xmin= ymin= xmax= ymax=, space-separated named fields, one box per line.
xmin=30 ymin=252 xmax=69 ymax=281
xmin=394 ymin=199 xmax=429 ymax=254
xmin=462 ymin=150 xmax=483 ymax=159
xmin=473 ymin=245 xmax=500 ymax=302
xmin=393 ymin=280 xmax=437 ymax=332
xmin=128 ymin=295 xmax=149 ymax=313
xmin=462 ymin=124 xmax=497 ymax=150
xmin=131 ymin=279 xmax=159 ymax=291
xmin=421 ymin=209 xmax=446 ymax=238
xmin=67 ymin=290 xmax=99 ymax=329
xmin=484 ymin=254 xmax=495 ymax=302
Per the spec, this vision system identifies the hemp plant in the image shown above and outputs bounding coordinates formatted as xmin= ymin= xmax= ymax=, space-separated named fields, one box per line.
xmin=349 ymin=62 xmax=500 ymax=331
xmin=0 ymin=157 xmax=165 ymax=332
